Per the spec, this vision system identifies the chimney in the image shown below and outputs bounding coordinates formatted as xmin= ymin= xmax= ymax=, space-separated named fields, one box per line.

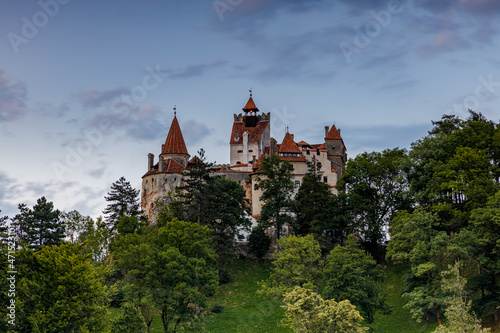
xmin=325 ymin=126 xmax=329 ymax=137
xmin=148 ymin=153 xmax=154 ymax=170
xmin=270 ymin=137 xmax=277 ymax=156
xmin=161 ymin=144 xmax=165 ymax=154
xmin=338 ymin=128 xmax=341 ymax=136
xmin=159 ymin=157 xmax=164 ymax=172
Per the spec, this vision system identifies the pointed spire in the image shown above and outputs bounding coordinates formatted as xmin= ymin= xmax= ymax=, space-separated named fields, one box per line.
xmin=242 ymin=89 xmax=259 ymax=113
xmin=279 ymin=132 xmax=302 ymax=154
xmin=325 ymin=124 xmax=342 ymax=140
xmin=161 ymin=115 xmax=189 ymax=156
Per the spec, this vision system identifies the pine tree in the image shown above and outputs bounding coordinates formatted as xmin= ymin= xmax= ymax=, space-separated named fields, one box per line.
xmin=103 ymin=177 xmax=140 ymax=231
xmin=12 ymin=197 xmax=64 ymax=250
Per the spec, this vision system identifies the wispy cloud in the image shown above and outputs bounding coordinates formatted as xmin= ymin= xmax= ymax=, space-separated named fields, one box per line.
xmin=168 ymin=60 xmax=228 ymax=79
xmin=78 ymin=87 xmax=129 ymax=108
xmin=0 ymin=69 xmax=28 ymax=122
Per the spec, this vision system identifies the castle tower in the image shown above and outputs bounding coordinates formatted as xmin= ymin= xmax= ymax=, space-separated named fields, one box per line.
xmin=230 ymin=92 xmax=271 ymax=170
xmin=159 ymin=114 xmax=190 ymax=167
xmin=324 ymin=125 xmax=347 ymax=176
xmin=141 ymin=113 xmax=190 ymax=221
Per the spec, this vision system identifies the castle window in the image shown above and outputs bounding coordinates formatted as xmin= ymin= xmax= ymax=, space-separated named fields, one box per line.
xmin=317 ymin=162 xmax=322 ymax=168
xmin=295 ymin=181 xmax=300 ymax=188
xmin=316 ymin=149 xmax=320 ymax=155
xmin=249 ymin=150 xmax=253 ymax=153
xmin=237 ymin=150 xmax=243 ymax=153
xmin=323 ymin=176 xmax=328 ymax=183
xmin=306 ymin=149 xmax=310 ymax=155
xmin=236 ymin=161 xmax=241 ymax=164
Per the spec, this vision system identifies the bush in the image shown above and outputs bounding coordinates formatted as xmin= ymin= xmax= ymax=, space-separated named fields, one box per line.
xmin=110 ymin=302 xmax=146 ymax=333
xmin=248 ymin=226 xmax=271 ymax=260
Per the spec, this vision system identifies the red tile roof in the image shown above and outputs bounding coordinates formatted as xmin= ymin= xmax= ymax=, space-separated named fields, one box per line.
xmin=325 ymin=125 xmax=342 ymax=140
xmin=142 ymin=158 xmax=186 ymax=177
xmin=279 ymin=132 xmax=302 ymax=154
xmin=161 ymin=116 xmax=189 ymax=156
xmin=230 ymin=120 xmax=269 ymax=144
xmin=242 ymin=97 xmax=259 ymax=112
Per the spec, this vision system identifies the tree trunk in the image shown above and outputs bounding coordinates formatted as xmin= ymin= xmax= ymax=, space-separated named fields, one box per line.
xmin=436 ymin=308 xmax=441 ymax=326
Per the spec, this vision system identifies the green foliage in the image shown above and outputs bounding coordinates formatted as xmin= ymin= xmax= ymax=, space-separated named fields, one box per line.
xmin=339 ymin=148 xmax=412 ymax=257
xmin=260 ymin=234 xmax=322 ymax=298
xmin=254 ymin=154 xmax=295 ymax=239
xmin=323 ymin=235 xmax=391 ymax=323
xmin=281 ymin=286 xmax=368 ymax=333
xmin=117 ymin=215 xmax=141 ymax=235
xmin=294 ymin=157 xmax=339 ymax=251
xmin=16 ymin=244 xmax=110 ymax=332
xmin=103 ymin=176 xmax=140 ymax=231
xmin=111 ymin=302 xmax=147 ymax=333
xmin=171 ymin=150 xmax=250 ymax=266
xmin=469 ymin=191 xmax=500 ymax=318
xmin=248 ymin=225 xmax=271 ymax=260
xmin=432 ymin=263 xmax=490 ymax=333
xmin=149 ymin=220 xmax=219 ymax=332
xmin=11 ymin=196 xmax=65 ymax=250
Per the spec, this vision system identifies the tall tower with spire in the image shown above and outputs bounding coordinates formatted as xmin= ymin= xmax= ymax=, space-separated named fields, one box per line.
xmin=141 ymin=111 xmax=190 ymax=220
xmin=229 ymin=92 xmax=271 ymax=170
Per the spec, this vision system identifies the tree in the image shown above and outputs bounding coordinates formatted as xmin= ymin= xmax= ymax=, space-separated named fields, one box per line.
xmin=248 ymin=225 xmax=271 ymax=260
xmin=60 ymin=210 xmax=93 ymax=243
xmin=387 ymin=209 xmax=454 ymax=324
xmin=281 ymin=286 xmax=368 ymax=333
xmin=110 ymin=302 xmax=147 ymax=333
xmin=260 ymin=234 xmax=322 ymax=298
xmin=323 ymin=235 xmax=390 ymax=324
xmin=11 ymin=196 xmax=65 ymax=250
xmin=203 ymin=177 xmax=251 ymax=262
xmin=293 ymin=157 xmax=337 ymax=250
xmin=469 ymin=191 xmax=500 ymax=320
xmin=148 ymin=219 xmax=218 ymax=332
xmin=175 ymin=149 xmax=212 ymax=225
xmin=339 ymin=148 xmax=412 ymax=258
xmin=254 ymin=154 xmax=295 ymax=239
xmin=16 ymin=243 xmax=110 ymax=332
xmin=111 ymin=229 xmax=156 ymax=332
xmin=103 ymin=177 xmax=140 ymax=231
xmin=433 ymin=262 xmax=490 ymax=333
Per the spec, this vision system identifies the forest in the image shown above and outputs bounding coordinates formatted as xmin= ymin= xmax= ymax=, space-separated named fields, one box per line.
xmin=1 ymin=110 xmax=499 ymax=332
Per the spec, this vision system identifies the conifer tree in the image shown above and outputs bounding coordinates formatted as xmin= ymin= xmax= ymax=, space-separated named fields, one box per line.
xmin=103 ymin=177 xmax=140 ymax=231
xmin=11 ymin=196 xmax=64 ymax=250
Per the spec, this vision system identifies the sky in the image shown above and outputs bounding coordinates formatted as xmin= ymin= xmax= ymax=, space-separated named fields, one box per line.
xmin=1 ymin=0 xmax=500 ymax=220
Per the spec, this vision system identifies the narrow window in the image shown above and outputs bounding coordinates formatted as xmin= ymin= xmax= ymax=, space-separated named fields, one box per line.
xmin=295 ymin=180 xmax=300 ymax=188
xmin=323 ymin=176 xmax=328 ymax=183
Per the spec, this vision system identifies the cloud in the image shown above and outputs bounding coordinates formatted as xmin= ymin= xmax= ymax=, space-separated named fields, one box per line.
xmin=36 ymin=101 xmax=71 ymax=117
xmin=420 ymin=30 xmax=470 ymax=57
xmin=181 ymin=119 xmax=212 ymax=145
xmin=169 ymin=61 xmax=228 ymax=79
xmin=0 ymin=69 xmax=28 ymax=122
xmin=78 ymin=86 xmax=129 ymax=108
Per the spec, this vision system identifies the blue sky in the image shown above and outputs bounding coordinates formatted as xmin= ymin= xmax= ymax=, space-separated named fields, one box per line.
xmin=1 ymin=0 xmax=500 ymax=219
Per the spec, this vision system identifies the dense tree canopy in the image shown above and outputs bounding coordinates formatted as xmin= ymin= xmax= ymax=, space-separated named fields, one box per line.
xmin=254 ymin=154 xmax=295 ymax=239
xmin=11 ymin=196 xmax=65 ymax=250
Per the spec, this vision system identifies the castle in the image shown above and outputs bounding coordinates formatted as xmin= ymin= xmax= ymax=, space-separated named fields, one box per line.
xmin=141 ymin=94 xmax=347 ymax=222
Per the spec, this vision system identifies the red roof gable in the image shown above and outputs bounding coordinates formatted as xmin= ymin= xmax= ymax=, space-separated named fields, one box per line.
xmin=279 ymin=132 xmax=302 ymax=154
xmin=230 ymin=120 xmax=269 ymax=144
xmin=162 ymin=116 xmax=189 ymax=156
xmin=242 ymin=97 xmax=259 ymax=112
xmin=142 ymin=158 xmax=185 ymax=177
xmin=325 ymin=125 xmax=342 ymax=140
